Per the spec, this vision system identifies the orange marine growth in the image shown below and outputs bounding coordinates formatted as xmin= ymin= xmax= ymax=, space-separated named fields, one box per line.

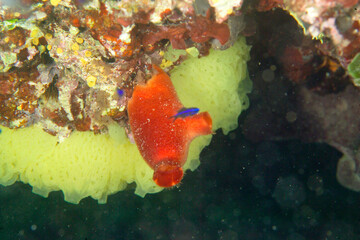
xmin=127 ymin=65 xmax=213 ymax=188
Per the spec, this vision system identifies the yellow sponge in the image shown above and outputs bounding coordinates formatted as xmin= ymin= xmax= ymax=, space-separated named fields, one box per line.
xmin=171 ymin=37 xmax=252 ymax=134
xmin=0 ymin=37 xmax=251 ymax=204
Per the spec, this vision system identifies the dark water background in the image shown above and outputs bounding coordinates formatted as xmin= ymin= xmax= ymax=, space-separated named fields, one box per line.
xmin=1 ymin=125 xmax=359 ymax=240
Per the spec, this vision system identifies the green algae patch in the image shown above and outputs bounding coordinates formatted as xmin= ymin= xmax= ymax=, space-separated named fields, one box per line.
xmin=348 ymin=53 xmax=360 ymax=86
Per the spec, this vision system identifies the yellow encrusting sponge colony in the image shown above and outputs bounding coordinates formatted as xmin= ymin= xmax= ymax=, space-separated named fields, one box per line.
xmin=0 ymin=37 xmax=251 ymax=204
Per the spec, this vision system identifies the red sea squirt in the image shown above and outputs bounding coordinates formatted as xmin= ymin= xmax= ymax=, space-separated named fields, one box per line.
xmin=127 ymin=65 xmax=213 ymax=187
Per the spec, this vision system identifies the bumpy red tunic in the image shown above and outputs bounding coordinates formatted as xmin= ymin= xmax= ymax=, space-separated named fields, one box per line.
xmin=127 ymin=65 xmax=213 ymax=187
